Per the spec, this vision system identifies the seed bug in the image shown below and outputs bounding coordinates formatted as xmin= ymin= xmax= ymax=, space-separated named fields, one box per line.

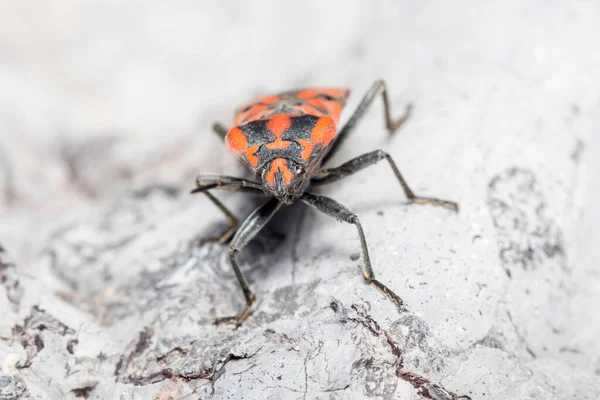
xmin=192 ymin=80 xmax=458 ymax=326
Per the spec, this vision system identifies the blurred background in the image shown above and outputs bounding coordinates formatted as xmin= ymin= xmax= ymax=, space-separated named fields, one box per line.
xmin=0 ymin=1 xmax=598 ymax=398
xmin=2 ymin=1 xmax=595 ymax=218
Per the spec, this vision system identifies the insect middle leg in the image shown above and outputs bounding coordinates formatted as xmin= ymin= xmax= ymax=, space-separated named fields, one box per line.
xmin=215 ymin=197 xmax=283 ymax=326
xmin=300 ymin=192 xmax=406 ymax=311
xmin=311 ymin=150 xmax=459 ymax=211
xmin=323 ymin=79 xmax=412 ymax=164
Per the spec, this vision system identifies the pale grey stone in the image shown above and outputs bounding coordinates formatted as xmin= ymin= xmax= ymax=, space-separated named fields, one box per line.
xmin=1 ymin=2 xmax=599 ymax=400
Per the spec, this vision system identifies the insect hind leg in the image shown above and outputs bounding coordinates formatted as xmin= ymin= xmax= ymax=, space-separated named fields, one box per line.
xmin=322 ymin=79 xmax=412 ymax=164
xmin=212 ymin=122 xmax=228 ymax=140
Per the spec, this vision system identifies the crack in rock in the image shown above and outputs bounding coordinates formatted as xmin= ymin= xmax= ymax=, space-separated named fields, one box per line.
xmin=115 ymin=326 xmax=262 ymax=387
xmin=0 ymin=245 xmax=22 ymax=312
xmin=330 ymin=299 xmax=471 ymax=400
xmin=11 ymin=305 xmax=75 ymax=368
xmin=398 ymin=371 xmax=471 ymax=400
xmin=0 ymin=374 xmax=29 ymax=400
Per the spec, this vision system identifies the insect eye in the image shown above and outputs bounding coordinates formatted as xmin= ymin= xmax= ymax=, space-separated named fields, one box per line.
xmin=295 ymin=166 xmax=305 ymax=175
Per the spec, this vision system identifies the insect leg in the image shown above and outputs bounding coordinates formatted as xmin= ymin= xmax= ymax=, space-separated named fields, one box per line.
xmin=197 ymin=191 xmax=239 ymax=245
xmin=212 ymin=122 xmax=228 ymax=140
xmin=323 ymin=79 xmax=412 ymax=164
xmin=191 ymin=175 xmax=265 ymax=245
xmin=300 ymin=192 xmax=406 ymax=311
xmin=215 ymin=197 xmax=283 ymax=326
xmin=193 ymin=173 xmax=264 ymax=193
xmin=312 ymin=150 xmax=458 ymax=211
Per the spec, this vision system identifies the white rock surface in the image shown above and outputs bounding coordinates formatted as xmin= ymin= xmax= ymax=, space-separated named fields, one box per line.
xmin=1 ymin=1 xmax=599 ymax=399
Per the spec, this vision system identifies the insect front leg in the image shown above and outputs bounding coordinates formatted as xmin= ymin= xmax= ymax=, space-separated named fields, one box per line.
xmin=323 ymin=79 xmax=412 ymax=164
xmin=311 ymin=150 xmax=459 ymax=211
xmin=192 ymin=174 xmax=265 ymax=245
xmin=215 ymin=197 xmax=283 ymax=327
xmin=197 ymin=191 xmax=239 ymax=245
xmin=300 ymin=192 xmax=406 ymax=311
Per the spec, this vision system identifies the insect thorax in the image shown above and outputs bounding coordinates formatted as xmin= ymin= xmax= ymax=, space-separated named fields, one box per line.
xmin=226 ymin=111 xmax=338 ymax=202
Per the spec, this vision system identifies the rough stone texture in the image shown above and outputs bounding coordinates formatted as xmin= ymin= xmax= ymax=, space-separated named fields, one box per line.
xmin=1 ymin=2 xmax=599 ymax=399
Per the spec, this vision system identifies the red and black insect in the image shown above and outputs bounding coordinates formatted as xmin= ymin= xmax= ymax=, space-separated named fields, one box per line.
xmin=192 ymin=80 xmax=458 ymax=326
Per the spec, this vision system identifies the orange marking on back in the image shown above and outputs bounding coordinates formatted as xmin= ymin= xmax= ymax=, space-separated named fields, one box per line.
xmin=311 ymin=117 xmax=336 ymax=146
xmin=327 ymin=101 xmax=343 ymax=124
xmin=305 ymin=98 xmax=342 ymax=122
xmin=297 ymin=88 xmax=349 ymax=100
xmin=266 ymin=140 xmax=292 ymax=150
xmin=297 ymin=89 xmax=348 ymax=122
xmin=261 ymin=95 xmax=280 ymax=104
xmin=325 ymin=88 xmax=350 ymax=100
xmin=245 ymin=145 xmax=259 ymax=167
xmin=297 ymin=139 xmax=314 ymax=161
xmin=266 ymin=114 xmax=292 ymax=138
xmin=279 ymin=162 xmax=294 ymax=185
xmin=265 ymin=158 xmax=294 ymax=186
xmin=264 ymin=114 xmax=292 ymax=150
xmin=306 ymin=98 xmax=328 ymax=113
xmin=234 ymin=88 xmax=349 ymax=126
xmin=225 ymin=127 xmax=248 ymax=153
xmin=265 ymin=166 xmax=275 ymax=186
xmin=297 ymin=89 xmax=318 ymax=99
